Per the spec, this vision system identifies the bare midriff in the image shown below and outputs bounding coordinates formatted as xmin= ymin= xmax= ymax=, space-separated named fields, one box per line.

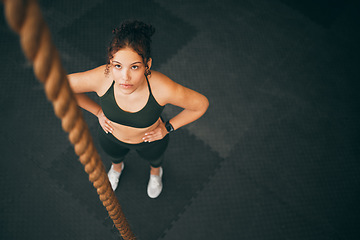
xmin=109 ymin=118 xmax=162 ymax=144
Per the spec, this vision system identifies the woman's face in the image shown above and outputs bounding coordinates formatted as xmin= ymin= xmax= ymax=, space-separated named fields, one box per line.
xmin=110 ymin=47 xmax=149 ymax=94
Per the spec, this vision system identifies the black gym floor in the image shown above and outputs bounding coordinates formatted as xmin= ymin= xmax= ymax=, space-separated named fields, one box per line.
xmin=1 ymin=0 xmax=359 ymax=239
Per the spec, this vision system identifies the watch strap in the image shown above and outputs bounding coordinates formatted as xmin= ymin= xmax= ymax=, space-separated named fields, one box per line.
xmin=165 ymin=121 xmax=174 ymax=133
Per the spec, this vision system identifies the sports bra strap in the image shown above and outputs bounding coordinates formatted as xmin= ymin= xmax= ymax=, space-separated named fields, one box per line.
xmin=145 ymin=75 xmax=152 ymax=95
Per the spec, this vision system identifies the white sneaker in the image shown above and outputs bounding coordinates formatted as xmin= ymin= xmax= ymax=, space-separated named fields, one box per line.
xmin=147 ymin=167 xmax=163 ymax=198
xmin=108 ymin=164 xmax=124 ymax=191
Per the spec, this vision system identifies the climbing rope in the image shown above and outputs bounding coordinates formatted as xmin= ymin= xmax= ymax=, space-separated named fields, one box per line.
xmin=1 ymin=0 xmax=135 ymax=239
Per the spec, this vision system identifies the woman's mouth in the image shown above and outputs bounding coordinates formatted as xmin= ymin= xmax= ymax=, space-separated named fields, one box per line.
xmin=120 ymin=83 xmax=133 ymax=89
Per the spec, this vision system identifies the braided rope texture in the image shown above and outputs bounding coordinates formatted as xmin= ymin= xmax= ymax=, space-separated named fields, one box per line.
xmin=2 ymin=0 xmax=136 ymax=239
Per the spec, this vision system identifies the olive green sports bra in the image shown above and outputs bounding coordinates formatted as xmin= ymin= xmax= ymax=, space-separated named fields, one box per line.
xmin=100 ymin=76 xmax=164 ymax=128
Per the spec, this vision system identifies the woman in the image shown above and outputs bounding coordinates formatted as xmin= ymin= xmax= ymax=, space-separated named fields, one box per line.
xmin=68 ymin=20 xmax=209 ymax=198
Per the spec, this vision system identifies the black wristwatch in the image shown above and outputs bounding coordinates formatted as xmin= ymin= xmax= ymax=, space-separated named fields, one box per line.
xmin=165 ymin=121 xmax=175 ymax=133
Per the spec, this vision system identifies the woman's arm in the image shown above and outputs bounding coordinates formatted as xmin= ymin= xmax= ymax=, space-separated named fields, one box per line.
xmin=67 ymin=65 xmax=107 ymax=115
xmin=143 ymin=72 xmax=209 ymax=142
xmin=72 ymin=93 xmax=102 ymax=116
xmin=165 ymin=84 xmax=209 ymax=131
xmin=68 ymin=65 xmax=114 ymax=134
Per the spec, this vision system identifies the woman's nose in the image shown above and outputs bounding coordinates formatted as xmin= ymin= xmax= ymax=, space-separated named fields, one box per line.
xmin=122 ymin=70 xmax=130 ymax=81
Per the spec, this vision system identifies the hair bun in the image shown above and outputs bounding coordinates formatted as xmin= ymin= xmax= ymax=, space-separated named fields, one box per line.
xmin=113 ymin=20 xmax=155 ymax=39
xmin=112 ymin=28 xmax=118 ymax=35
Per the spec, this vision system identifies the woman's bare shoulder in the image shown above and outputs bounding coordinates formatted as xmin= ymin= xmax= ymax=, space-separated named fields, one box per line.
xmin=148 ymin=70 xmax=180 ymax=105
xmin=68 ymin=65 xmax=112 ymax=94
xmin=149 ymin=71 xmax=176 ymax=86
xmin=149 ymin=70 xmax=208 ymax=110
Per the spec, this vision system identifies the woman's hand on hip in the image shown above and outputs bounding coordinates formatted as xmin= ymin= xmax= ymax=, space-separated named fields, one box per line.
xmin=143 ymin=121 xmax=168 ymax=142
xmin=97 ymin=109 xmax=113 ymax=134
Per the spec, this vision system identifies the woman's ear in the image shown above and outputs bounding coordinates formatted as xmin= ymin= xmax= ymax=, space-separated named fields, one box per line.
xmin=145 ymin=58 xmax=153 ymax=76
xmin=146 ymin=58 xmax=152 ymax=69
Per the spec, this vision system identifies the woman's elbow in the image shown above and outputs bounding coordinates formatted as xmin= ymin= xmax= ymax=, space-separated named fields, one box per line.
xmin=200 ymin=95 xmax=209 ymax=115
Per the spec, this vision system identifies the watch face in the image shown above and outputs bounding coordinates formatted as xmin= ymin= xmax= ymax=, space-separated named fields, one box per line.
xmin=166 ymin=122 xmax=173 ymax=132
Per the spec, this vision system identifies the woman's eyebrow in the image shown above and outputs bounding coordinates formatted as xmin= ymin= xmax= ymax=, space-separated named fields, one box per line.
xmin=112 ymin=60 xmax=142 ymax=65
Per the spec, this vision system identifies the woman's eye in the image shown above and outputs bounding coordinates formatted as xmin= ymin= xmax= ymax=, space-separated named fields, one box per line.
xmin=114 ymin=64 xmax=121 ymax=69
xmin=132 ymin=65 xmax=139 ymax=70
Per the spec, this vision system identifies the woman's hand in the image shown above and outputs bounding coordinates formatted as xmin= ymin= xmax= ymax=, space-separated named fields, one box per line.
xmin=143 ymin=121 xmax=168 ymax=142
xmin=97 ymin=109 xmax=113 ymax=134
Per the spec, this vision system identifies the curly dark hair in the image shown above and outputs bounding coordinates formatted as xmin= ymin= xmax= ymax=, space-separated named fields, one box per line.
xmin=105 ymin=20 xmax=155 ymax=75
